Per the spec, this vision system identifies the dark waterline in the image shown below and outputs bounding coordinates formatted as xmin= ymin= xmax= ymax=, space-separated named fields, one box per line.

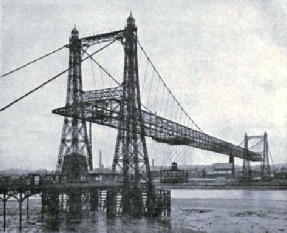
xmin=1 ymin=189 xmax=287 ymax=232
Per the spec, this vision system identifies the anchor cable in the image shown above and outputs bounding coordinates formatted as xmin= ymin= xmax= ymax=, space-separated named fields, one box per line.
xmin=1 ymin=45 xmax=67 ymax=78
xmin=0 ymin=40 xmax=116 ymax=112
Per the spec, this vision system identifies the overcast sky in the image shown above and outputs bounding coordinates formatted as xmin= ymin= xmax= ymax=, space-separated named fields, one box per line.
xmin=1 ymin=0 xmax=287 ymax=170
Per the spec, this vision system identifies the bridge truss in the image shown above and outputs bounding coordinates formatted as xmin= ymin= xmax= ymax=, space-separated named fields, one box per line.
xmin=0 ymin=14 xmax=264 ymax=217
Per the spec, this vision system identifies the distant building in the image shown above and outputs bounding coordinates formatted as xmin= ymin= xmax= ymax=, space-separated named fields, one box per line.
xmin=88 ymin=168 xmax=117 ymax=182
xmin=213 ymin=163 xmax=233 ymax=177
xmin=160 ymin=162 xmax=188 ymax=183
xmin=273 ymin=169 xmax=287 ymax=180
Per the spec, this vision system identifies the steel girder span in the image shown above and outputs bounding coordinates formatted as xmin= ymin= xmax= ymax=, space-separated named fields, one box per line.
xmin=52 ymin=86 xmax=262 ymax=162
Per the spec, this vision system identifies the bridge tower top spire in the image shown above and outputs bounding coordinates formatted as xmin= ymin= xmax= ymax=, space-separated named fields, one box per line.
xmin=71 ymin=25 xmax=79 ymax=38
xmin=56 ymin=23 xmax=92 ymax=178
xmin=127 ymin=12 xmax=136 ymax=28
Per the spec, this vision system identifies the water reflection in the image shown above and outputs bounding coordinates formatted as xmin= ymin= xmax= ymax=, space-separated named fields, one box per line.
xmin=42 ymin=210 xmax=172 ymax=232
xmin=44 ymin=214 xmax=60 ymax=231
xmin=2 ymin=190 xmax=286 ymax=232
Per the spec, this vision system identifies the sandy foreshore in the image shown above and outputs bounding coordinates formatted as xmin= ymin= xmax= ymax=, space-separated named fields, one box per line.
xmin=171 ymin=198 xmax=287 ymax=232
xmin=1 ymin=190 xmax=286 ymax=232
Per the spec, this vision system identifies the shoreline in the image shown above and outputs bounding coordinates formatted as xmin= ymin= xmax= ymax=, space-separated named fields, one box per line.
xmin=157 ymin=185 xmax=287 ymax=190
xmin=155 ymin=181 xmax=287 ymax=190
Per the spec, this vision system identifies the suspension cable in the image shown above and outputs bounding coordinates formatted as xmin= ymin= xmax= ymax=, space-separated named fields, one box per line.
xmin=82 ymin=49 xmax=120 ymax=85
xmin=141 ymin=57 xmax=149 ymax=97
xmin=153 ymin=76 xmax=160 ymax=112
xmin=90 ymin=58 xmax=97 ymax=88
xmin=268 ymin=147 xmax=275 ymax=170
xmin=100 ymin=69 xmax=105 ymax=88
xmin=83 ymin=48 xmax=152 ymax=114
xmin=1 ymin=45 xmax=67 ymax=78
xmin=238 ymin=139 xmax=245 ymax=147
xmin=1 ymin=40 xmax=116 ymax=112
xmin=146 ymin=70 xmax=155 ymax=109
xmin=137 ymin=40 xmax=203 ymax=132
xmin=248 ymin=139 xmax=263 ymax=150
xmin=141 ymin=103 xmax=153 ymax=113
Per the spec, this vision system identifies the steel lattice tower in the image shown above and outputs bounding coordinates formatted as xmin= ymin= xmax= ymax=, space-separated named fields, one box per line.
xmin=242 ymin=132 xmax=271 ymax=181
xmin=56 ymin=27 xmax=93 ymax=180
xmin=242 ymin=133 xmax=251 ymax=181
xmin=261 ymin=132 xmax=271 ymax=180
xmin=112 ymin=14 xmax=155 ymax=217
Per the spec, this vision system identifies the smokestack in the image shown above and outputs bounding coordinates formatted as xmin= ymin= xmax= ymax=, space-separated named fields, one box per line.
xmin=99 ymin=150 xmax=102 ymax=169
xmin=89 ymin=121 xmax=93 ymax=171
xmin=285 ymin=116 xmax=287 ymax=158
xmin=152 ymin=159 xmax=154 ymax=168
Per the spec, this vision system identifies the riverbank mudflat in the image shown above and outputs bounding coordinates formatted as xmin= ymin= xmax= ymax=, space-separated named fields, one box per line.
xmin=1 ymin=190 xmax=286 ymax=232
xmin=171 ymin=198 xmax=287 ymax=232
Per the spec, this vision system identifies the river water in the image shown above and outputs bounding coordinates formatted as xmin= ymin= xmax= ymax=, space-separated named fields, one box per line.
xmin=1 ymin=189 xmax=287 ymax=232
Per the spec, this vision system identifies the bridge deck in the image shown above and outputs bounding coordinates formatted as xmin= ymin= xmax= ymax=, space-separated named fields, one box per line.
xmin=52 ymin=87 xmax=262 ymax=162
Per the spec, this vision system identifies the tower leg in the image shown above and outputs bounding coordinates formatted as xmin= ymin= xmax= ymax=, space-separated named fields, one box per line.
xmin=26 ymin=197 xmax=29 ymax=221
xmin=229 ymin=155 xmax=235 ymax=178
xmin=112 ymin=14 xmax=155 ymax=217
xmin=19 ymin=192 xmax=22 ymax=231
xmin=90 ymin=189 xmax=99 ymax=212
xmin=3 ymin=192 xmax=6 ymax=231
xmin=107 ymin=189 xmax=117 ymax=217
xmin=242 ymin=133 xmax=251 ymax=182
xmin=243 ymin=159 xmax=251 ymax=181
xmin=44 ymin=190 xmax=60 ymax=231
xmin=68 ymin=189 xmax=82 ymax=219
xmin=261 ymin=132 xmax=271 ymax=181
